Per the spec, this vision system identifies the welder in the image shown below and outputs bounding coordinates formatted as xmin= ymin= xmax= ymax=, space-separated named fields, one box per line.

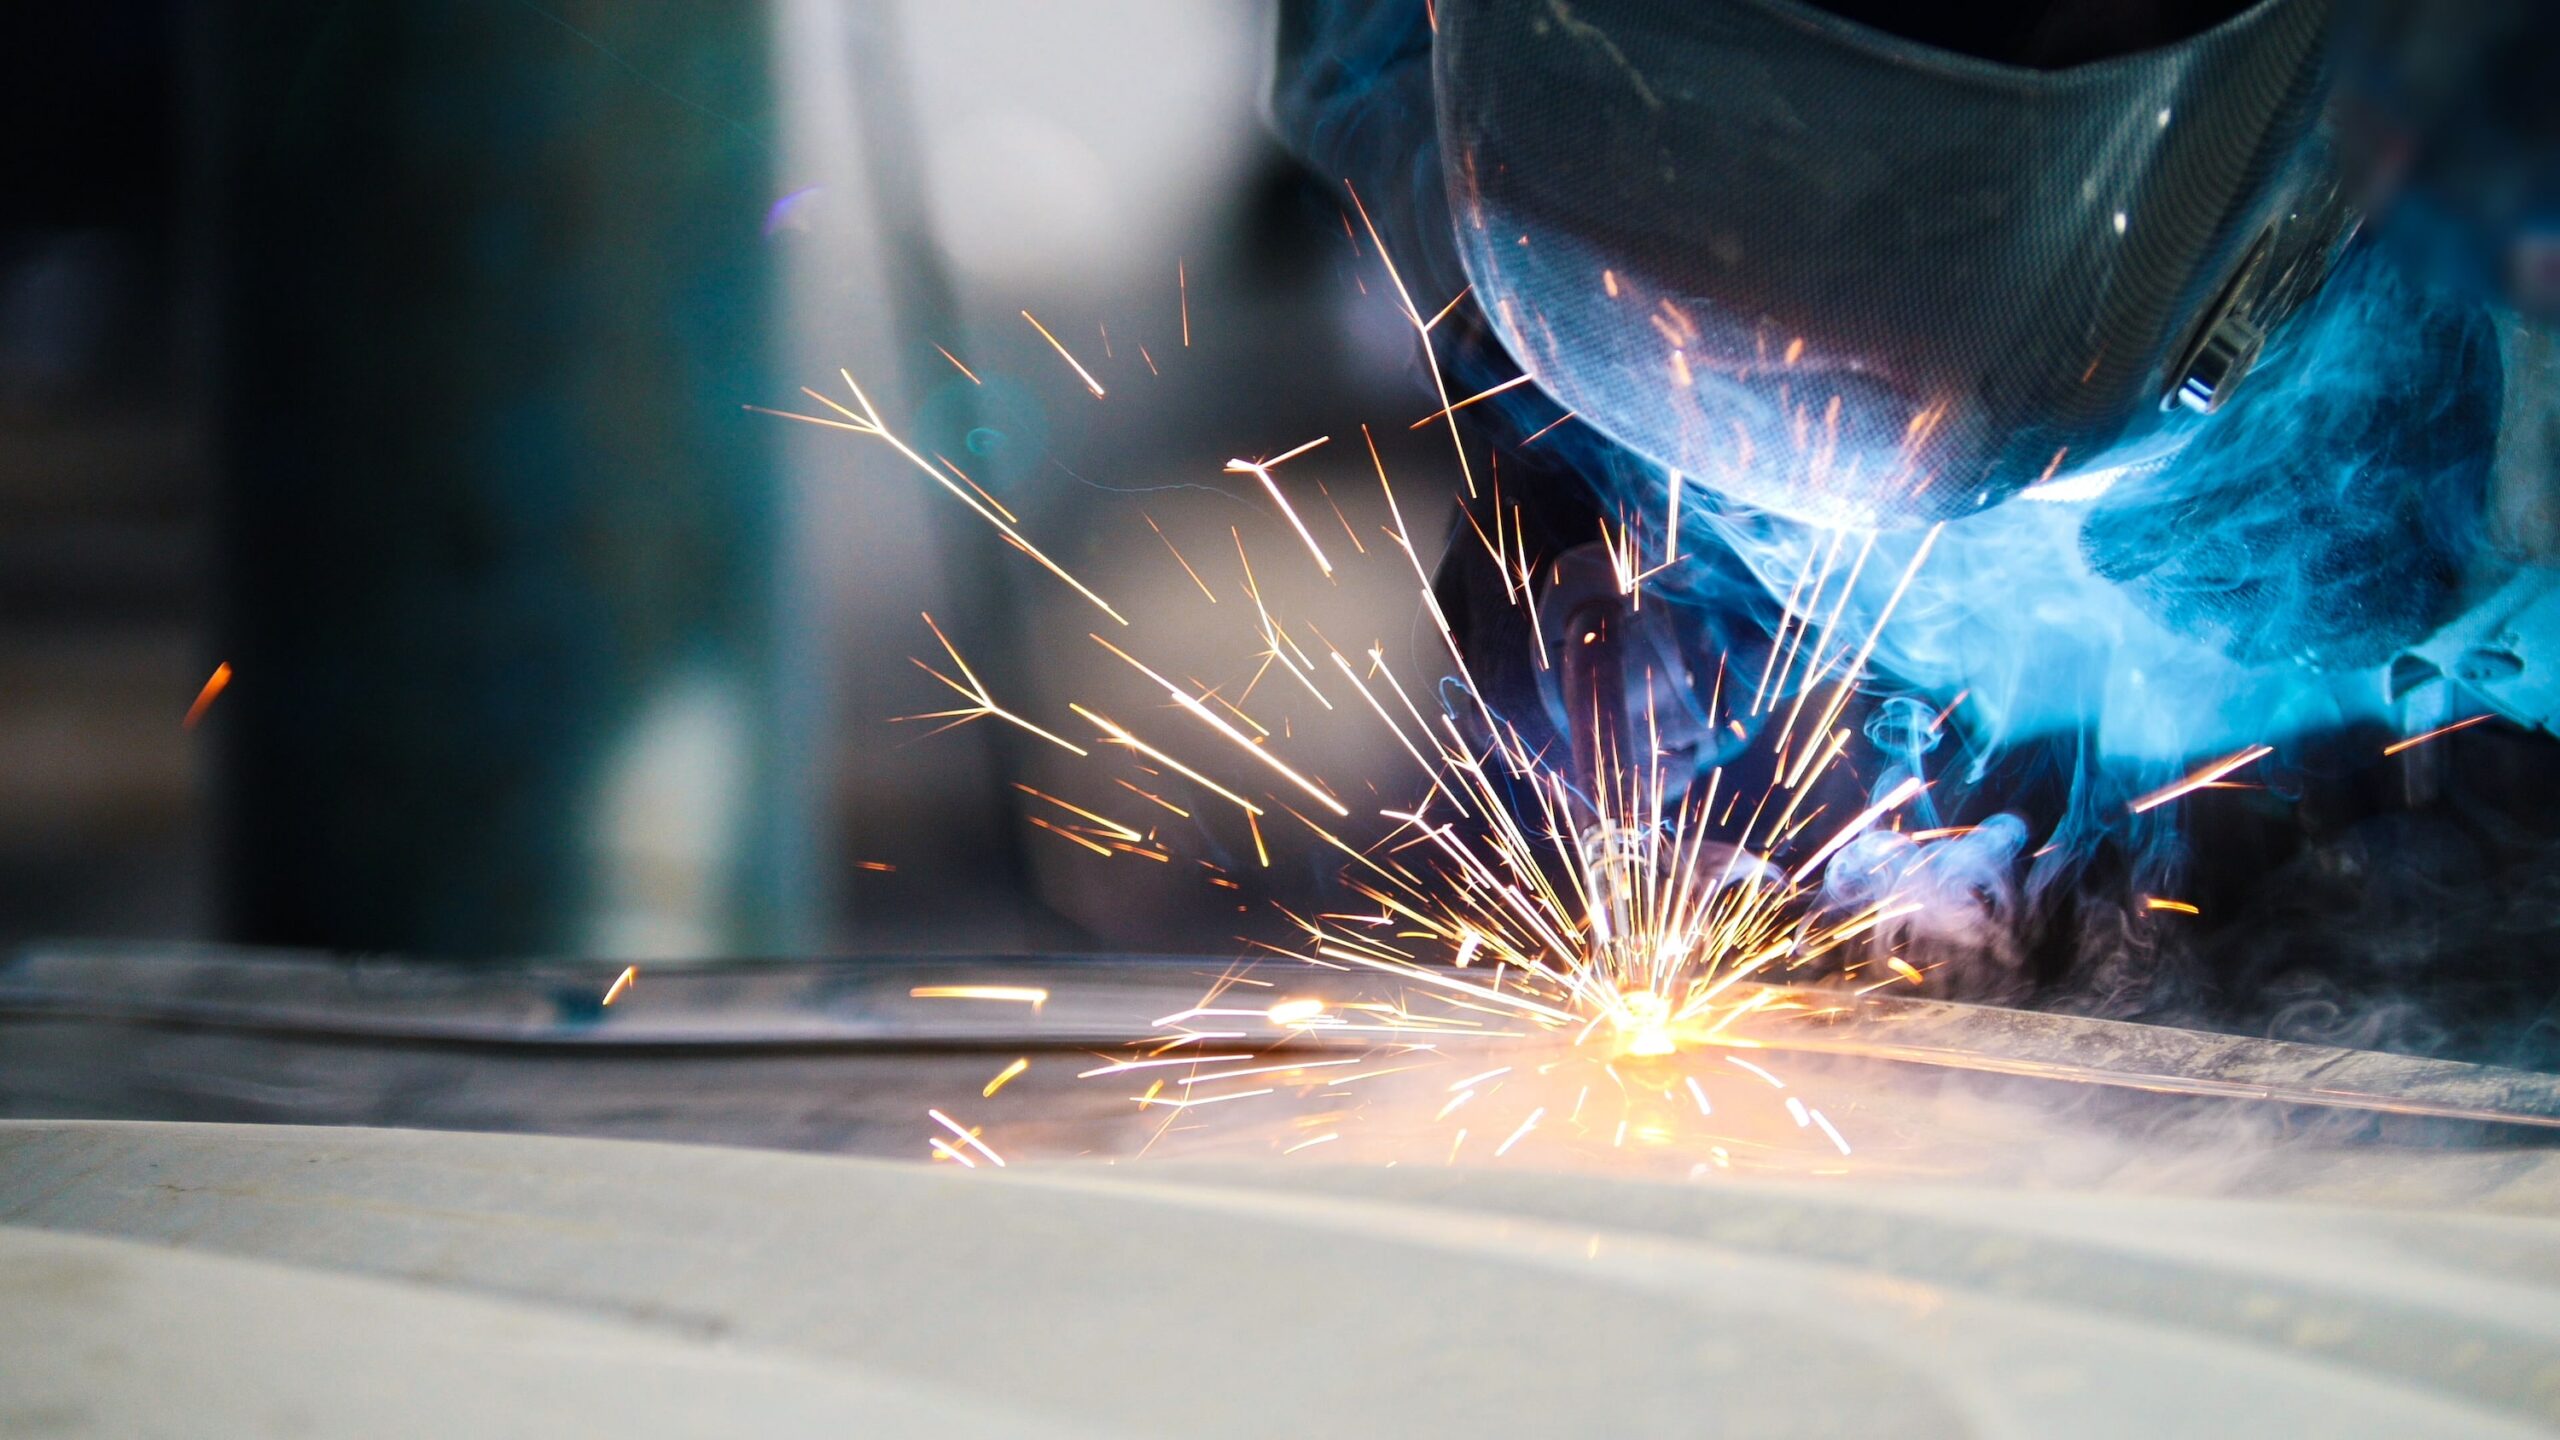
xmin=1271 ymin=1 xmax=2560 ymax=1060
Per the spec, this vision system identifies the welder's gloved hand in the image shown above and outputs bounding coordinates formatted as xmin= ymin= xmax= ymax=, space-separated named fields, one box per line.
xmin=2079 ymin=246 xmax=2505 ymax=671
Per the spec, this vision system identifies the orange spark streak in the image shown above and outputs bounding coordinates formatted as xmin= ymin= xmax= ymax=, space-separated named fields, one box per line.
xmin=1137 ymin=1087 xmax=1274 ymax=1110
xmin=184 ymin=662 xmax=232 ymax=729
xmin=933 ymin=453 xmax=1018 ymax=523
xmin=1178 ymin=258 xmax=1190 ymax=346
xmin=1026 ymin=814 xmax=1114 ymax=856
xmin=601 ymin=965 xmax=636 ymax=1006
xmin=753 ymin=377 xmax=1127 ymax=623
xmin=1226 ymin=442 xmax=1335 ymax=577
xmin=1408 ymin=372 xmax=1533 ymax=429
xmin=1091 ymin=633 xmax=1349 ymax=817
xmin=982 ymin=1058 xmax=1029 ymax=1098
xmin=910 ymin=985 xmax=1049 ymax=1008
xmin=1792 ymin=777 xmax=1925 ymax=883
xmin=1178 ymin=1058 xmax=1362 ymax=1085
xmin=929 ymin=1109 xmax=1007 ymax=1167
xmin=904 ymin=612 xmax=1090 ymax=756
xmin=1494 ymin=1106 xmax=1544 ymax=1157
xmin=1020 ymin=309 xmax=1106 ymax=397
xmin=1071 ymin=704 xmax=1267 ymax=818
xmin=1079 ymin=1055 xmax=1253 ymax=1078
xmin=1423 ymin=284 xmax=1474 ymax=332
xmin=1781 ymin=526 xmax=1940 ymax=790
xmin=1116 ymin=778 xmax=1191 ymax=818
xmin=1347 ymin=180 xmax=1478 ymax=498
xmin=932 ymin=344 xmax=982 ymax=385
xmin=1726 ymin=1056 xmax=1787 ymax=1088
xmin=1320 ymin=483 xmax=1367 ymax=554
xmin=2142 ymin=896 xmax=2201 ymax=915
xmin=1518 ymin=410 xmax=1577 ymax=448
xmin=1015 ymin=782 xmax=1143 ymax=842
xmin=1141 ymin=511 xmax=1218 ymax=603
xmin=2128 ymin=744 xmax=2274 ymax=813
xmin=2382 ymin=713 xmax=2492 ymax=756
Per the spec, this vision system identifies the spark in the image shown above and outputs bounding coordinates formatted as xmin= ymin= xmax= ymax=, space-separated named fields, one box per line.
xmin=1408 ymin=373 xmax=1532 ymax=430
xmin=1348 ymin=180 xmax=1478 ymax=498
xmin=934 ymin=453 xmax=1018 ymax=522
xmin=1518 ymin=410 xmax=1577 ymax=447
xmin=184 ymin=662 xmax=232 ymax=729
xmin=1178 ymin=258 xmax=1190 ymax=346
xmin=1116 ymin=777 xmax=1191 ymax=818
xmin=1422 ymin=284 xmax=1474 ymax=332
xmin=1284 ymin=1133 xmax=1340 ymax=1154
xmin=932 ymin=343 xmax=982 ymax=385
xmin=1226 ymin=437 xmax=1336 ymax=577
xmin=1267 ymin=997 xmax=1327 ymax=1025
xmin=1792 ymin=776 xmax=1926 ymax=882
xmin=601 ymin=965 xmax=636 ymax=1007
xmin=750 ymin=373 xmax=1126 ymax=623
xmin=1027 ymin=814 xmax=1113 ymax=857
xmin=1072 ymin=704 xmax=1267 ymax=818
xmin=1021 ymin=309 xmax=1105 ymax=397
xmin=1015 ymin=782 xmax=1143 ymax=842
xmin=2142 ymin=896 xmax=2201 ymax=915
xmin=2128 ymin=744 xmax=2274 ymax=813
xmin=1726 ymin=1056 xmax=1786 ymax=1088
xmin=1144 ymin=511 xmax=1218 ymax=603
xmin=910 ymin=985 xmax=1049 ymax=1008
xmin=1139 ymin=1087 xmax=1275 ymax=1110
xmin=1179 ymin=1058 xmax=1363 ymax=1085
xmin=843 ymin=174 xmax=1964 ymax=1177
xmin=1080 ymin=1055 xmax=1254 ymax=1079
xmin=1089 ymin=633 xmax=1348 ymax=816
xmin=1494 ymin=1106 xmax=1545 ymax=1157
xmin=929 ymin=1109 xmax=1007 ymax=1167
xmin=2383 ymin=713 xmax=2492 ymax=756
xmin=902 ymin=613 xmax=1091 ymax=755
xmin=982 ymin=1058 xmax=1030 ymax=1098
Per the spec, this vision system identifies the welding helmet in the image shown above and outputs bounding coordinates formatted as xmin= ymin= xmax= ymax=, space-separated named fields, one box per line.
xmin=1434 ymin=0 xmax=2373 ymax=527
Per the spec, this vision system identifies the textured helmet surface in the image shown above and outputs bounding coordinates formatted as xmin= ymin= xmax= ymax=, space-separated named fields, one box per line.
xmin=1435 ymin=0 xmax=2340 ymax=525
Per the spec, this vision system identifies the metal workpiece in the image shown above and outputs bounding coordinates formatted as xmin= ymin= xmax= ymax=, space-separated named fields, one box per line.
xmin=9 ymin=943 xmax=2560 ymax=1173
xmin=4 ymin=1119 xmax=2560 ymax=1436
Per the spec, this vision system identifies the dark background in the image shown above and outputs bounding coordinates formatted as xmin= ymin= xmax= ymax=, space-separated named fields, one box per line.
xmin=0 ymin=2 xmax=1460 ymax=961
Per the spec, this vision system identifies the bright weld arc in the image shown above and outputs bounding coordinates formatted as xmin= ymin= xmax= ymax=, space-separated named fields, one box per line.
xmin=813 ymin=209 xmax=1971 ymax=1171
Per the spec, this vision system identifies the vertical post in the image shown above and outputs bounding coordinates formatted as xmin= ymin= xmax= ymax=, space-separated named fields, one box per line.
xmin=207 ymin=2 xmax=807 ymax=957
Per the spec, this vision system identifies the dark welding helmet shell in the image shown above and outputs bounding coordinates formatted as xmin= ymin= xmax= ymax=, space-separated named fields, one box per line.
xmin=1435 ymin=0 xmax=2351 ymax=526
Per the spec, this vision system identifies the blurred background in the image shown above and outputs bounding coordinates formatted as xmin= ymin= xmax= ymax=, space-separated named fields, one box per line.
xmin=0 ymin=1 xmax=1458 ymax=962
